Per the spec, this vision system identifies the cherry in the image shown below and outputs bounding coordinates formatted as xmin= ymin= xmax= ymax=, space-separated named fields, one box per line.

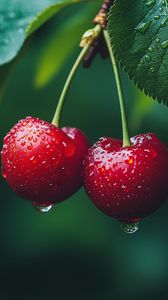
xmin=83 ymin=133 xmax=168 ymax=233
xmin=1 ymin=116 xmax=89 ymax=211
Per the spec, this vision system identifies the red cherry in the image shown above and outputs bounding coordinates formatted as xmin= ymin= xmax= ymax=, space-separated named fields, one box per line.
xmin=1 ymin=116 xmax=89 ymax=211
xmin=84 ymin=133 xmax=168 ymax=233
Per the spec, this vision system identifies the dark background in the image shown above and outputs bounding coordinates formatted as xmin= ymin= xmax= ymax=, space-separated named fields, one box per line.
xmin=0 ymin=3 xmax=168 ymax=300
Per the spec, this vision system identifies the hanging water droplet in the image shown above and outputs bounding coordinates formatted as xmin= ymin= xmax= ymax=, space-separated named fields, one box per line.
xmin=120 ymin=221 xmax=139 ymax=234
xmin=161 ymin=40 xmax=168 ymax=48
xmin=32 ymin=202 xmax=53 ymax=213
xmin=135 ymin=21 xmax=151 ymax=34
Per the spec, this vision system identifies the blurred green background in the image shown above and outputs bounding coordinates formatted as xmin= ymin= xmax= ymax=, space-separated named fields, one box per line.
xmin=0 ymin=2 xmax=168 ymax=300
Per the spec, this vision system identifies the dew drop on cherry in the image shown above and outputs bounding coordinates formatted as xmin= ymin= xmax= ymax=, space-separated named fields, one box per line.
xmin=28 ymin=135 xmax=33 ymax=141
xmin=63 ymin=143 xmax=76 ymax=157
xmin=21 ymin=141 xmax=26 ymax=147
xmin=32 ymin=201 xmax=53 ymax=213
xmin=125 ymin=156 xmax=134 ymax=165
xmin=120 ymin=221 xmax=139 ymax=234
xmin=27 ymin=142 xmax=33 ymax=150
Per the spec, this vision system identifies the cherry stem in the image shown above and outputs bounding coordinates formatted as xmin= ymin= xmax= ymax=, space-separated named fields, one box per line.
xmin=52 ymin=25 xmax=102 ymax=127
xmin=103 ymin=30 xmax=130 ymax=147
xmin=52 ymin=45 xmax=90 ymax=127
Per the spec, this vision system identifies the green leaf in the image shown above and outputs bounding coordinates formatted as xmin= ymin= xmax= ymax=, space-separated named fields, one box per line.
xmin=0 ymin=0 xmax=90 ymax=66
xmin=26 ymin=0 xmax=87 ymax=36
xmin=34 ymin=4 xmax=96 ymax=87
xmin=108 ymin=0 xmax=168 ymax=104
xmin=129 ymin=87 xmax=155 ymax=131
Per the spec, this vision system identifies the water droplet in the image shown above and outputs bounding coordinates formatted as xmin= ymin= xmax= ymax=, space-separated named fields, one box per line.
xmin=148 ymin=46 xmax=154 ymax=52
xmin=28 ymin=135 xmax=33 ymax=141
xmin=161 ymin=20 xmax=167 ymax=27
xmin=154 ymin=15 xmax=160 ymax=20
xmin=32 ymin=202 xmax=53 ymax=213
xmin=161 ymin=40 xmax=168 ymax=48
xmin=156 ymin=37 xmax=160 ymax=43
xmin=120 ymin=221 xmax=139 ymax=234
xmin=137 ymin=185 xmax=142 ymax=189
xmin=30 ymin=156 xmax=35 ymax=161
xmin=41 ymin=136 xmax=46 ymax=141
xmin=27 ymin=142 xmax=33 ymax=150
xmin=63 ymin=143 xmax=76 ymax=157
xmin=21 ymin=141 xmax=26 ymax=147
xmin=18 ymin=28 xmax=24 ymax=34
xmin=149 ymin=66 xmax=155 ymax=73
xmin=145 ymin=54 xmax=151 ymax=61
xmin=100 ymin=166 xmax=105 ymax=173
xmin=125 ymin=156 xmax=134 ymax=165
xmin=146 ymin=0 xmax=156 ymax=7
xmin=46 ymin=129 xmax=51 ymax=135
xmin=135 ymin=21 xmax=151 ymax=34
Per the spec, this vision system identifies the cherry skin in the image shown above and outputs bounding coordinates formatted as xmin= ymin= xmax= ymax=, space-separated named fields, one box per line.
xmin=1 ymin=116 xmax=89 ymax=209
xmin=83 ymin=133 xmax=168 ymax=232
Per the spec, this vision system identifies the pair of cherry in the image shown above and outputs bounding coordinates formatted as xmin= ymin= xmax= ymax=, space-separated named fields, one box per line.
xmin=1 ymin=116 xmax=168 ymax=233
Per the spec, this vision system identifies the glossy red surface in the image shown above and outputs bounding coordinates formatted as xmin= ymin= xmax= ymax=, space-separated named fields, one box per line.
xmin=1 ymin=116 xmax=89 ymax=205
xmin=84 ymin=133 xmax=168 ymax=222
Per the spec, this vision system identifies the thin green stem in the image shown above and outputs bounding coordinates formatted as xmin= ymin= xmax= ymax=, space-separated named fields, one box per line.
xmin=52 ymin=24 xmax=101 ymax=127
xmin=103 ymin=30 xmax=130 ymax=147
xmin=52 ymin=44 xmax=90 ymax=126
